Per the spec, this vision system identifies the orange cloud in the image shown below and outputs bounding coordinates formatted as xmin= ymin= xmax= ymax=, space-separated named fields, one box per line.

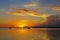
xmin=51 ymin=6 xmax=60 ymax=12
xmin=7 ymin=8 xmax=51 ymax=20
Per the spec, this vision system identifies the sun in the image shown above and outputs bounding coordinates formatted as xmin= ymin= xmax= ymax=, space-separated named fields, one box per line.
xmin=17 ymin=20 xmax=29 ymax=28
xmin=18 ymin=24 xmax=27 ymax=28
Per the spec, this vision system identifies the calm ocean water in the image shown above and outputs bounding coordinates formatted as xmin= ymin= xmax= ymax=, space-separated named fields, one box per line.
xmin=0 ymin=28 xmax=60 ymax=40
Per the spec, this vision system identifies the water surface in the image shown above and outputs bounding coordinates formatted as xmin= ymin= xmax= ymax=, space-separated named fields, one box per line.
xmin=0 ymin=28 xmax=60 ymax=40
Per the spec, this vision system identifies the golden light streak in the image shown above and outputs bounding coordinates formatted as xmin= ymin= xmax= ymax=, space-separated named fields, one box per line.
xmin=51 ymin=6 xmax=60 ymax=11
xmin=24 ymin=3 xmax=37 ymax=8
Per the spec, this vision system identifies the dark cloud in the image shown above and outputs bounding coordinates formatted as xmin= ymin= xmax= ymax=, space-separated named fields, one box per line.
xmin=45 ymin=14 xmax=60 ymax=27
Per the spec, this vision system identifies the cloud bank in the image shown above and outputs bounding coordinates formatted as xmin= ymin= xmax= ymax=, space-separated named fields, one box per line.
xmin=7 ymin=8 xmax=50 ymax=19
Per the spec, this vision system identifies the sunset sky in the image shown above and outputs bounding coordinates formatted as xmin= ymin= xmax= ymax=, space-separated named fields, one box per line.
xmin=0 ymin=0 xmax=60 ymax=26
xmin=0 ymin=0 xmax=60 ymax=40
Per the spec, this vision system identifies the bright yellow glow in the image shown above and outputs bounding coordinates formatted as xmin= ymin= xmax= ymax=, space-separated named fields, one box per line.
xmin=17 ymin=20 xmax=29 ymax=28
xmin=41 ymin=14 xmax=50 ymax=19
xmin=18 ymin=24 xmax=27 ymax=27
